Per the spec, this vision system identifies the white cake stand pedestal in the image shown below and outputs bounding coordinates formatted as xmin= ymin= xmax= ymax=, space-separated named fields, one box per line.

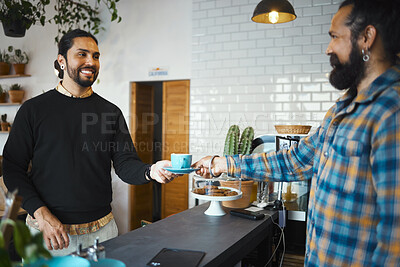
xmin=190 ymin=187 xmax=242 ymax=216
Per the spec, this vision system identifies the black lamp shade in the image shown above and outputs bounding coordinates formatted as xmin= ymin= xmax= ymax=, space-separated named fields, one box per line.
xmin=252 ymin=0 xmax=297 ymax=24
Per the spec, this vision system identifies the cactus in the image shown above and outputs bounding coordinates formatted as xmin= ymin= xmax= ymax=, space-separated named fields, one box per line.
xmin=239 ymin=126 xmax=254 ymax=154
xmin=223 ymin=125 xmax=255 ymax=155
xmin=9 ymin=84 xmax=22 ymax=91
xmin=223 ymin=125 xmax=240 ymax=155
xmin=239 ymin=136 xmax=252 ymax=155
xmin=1 ymin=114 xmax=7 ymax=123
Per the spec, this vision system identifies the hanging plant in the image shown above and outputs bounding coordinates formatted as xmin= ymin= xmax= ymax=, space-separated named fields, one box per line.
xmin=50 ymin=0 xmax=122 ymax=42
xmin=0 ymin=0 xmax=121 ymax=41
xmin=0 ymin=0 xmax=48 ymax=37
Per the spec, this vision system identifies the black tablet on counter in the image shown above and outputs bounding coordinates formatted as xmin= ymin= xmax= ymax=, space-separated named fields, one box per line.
xmin=147 ymin=248 xmax=205 ymax=267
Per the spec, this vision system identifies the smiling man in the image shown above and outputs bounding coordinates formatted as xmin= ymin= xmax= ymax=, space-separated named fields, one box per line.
xmin=194 ymin=0 xmax=400 ymax=265
xmin=2 ymin=29 xmax=178 ymax=256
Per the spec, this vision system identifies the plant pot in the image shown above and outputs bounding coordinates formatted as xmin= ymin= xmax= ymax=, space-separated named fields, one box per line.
xmin=0 ymin=93 xmax=6 ymax=103
xmin=13 ymin=63 xmax=26 ymax=75
xmin=0 ymin=62 xmax=10 ymax=75
xmin=2 ymin=20 xmax=26 ymax=38
xmin=1 ymin=122 xmax=9 ymax=132
xmin=219 ymin=180 xmax=254 ymax=208
xmin=8 ymin=90 xmax=25 ymax=103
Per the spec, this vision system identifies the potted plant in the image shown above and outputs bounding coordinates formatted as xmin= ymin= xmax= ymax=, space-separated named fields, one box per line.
xmin=219 ymin=125 xmax=256 ymax=208
xmin=0 ymin=85 xmax=6 ymax=103
xmin=0 ymin=191 xmax=87 ymax=266
xmin=1 ymin=114 xmax=9 ymax=132
xmin=0 ymin=220 xmax=52 ymax=266
xmin=0 ymin=189 xmax=52 ymax=266
xmin=8 ymin=83 xmax=24 ymax=103
xmin=0 ymin=48 xmax=11 ymax=75
xmin=9 ymin=46 xmax=29 ymax=75
xmin=0 ymin=0 xmax=48 ymax=38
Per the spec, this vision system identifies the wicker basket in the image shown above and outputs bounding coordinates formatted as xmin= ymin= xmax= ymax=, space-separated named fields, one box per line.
xmin=274 ymin=125 xmax=312 ymax=134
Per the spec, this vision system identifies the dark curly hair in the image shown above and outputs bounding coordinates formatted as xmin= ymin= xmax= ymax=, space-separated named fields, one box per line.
xmin=54 ymin=29 xmax=98 ymax=79
xmin=339 ymin=0 xmax=400 ymax=65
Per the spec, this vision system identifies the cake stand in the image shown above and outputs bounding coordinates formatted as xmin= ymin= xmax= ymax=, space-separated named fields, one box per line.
xmin=190 ymin=187 xmax=242 ymax=216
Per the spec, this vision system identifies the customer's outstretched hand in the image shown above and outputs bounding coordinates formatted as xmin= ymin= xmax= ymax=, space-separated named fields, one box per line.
xmin=192 ymin=156 xmax=227 ymax=178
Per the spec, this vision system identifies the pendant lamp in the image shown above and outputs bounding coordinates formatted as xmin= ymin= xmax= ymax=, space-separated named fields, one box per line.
xmin=251 ymin=0 xmax=297 ymax=24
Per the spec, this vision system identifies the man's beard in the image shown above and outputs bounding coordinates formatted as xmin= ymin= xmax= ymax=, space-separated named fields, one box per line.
xmin=66 ymin=62 xmax=98 ymax=88
xmin=329 ymin=42 xmax=366 ymax=95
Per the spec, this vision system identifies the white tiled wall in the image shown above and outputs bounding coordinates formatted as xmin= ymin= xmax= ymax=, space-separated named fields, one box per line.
xmin=190 ymin=0 xmax=343 ymax=161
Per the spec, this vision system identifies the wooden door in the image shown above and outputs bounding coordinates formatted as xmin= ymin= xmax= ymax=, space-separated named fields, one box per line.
xmin=129 ymin=83 xmax=154 ymax=230
xmin=161 ymin=80 xmax=190 ymax=218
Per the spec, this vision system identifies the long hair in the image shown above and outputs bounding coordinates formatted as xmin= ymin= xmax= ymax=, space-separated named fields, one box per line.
xmin=54 ymin=29 xmax=98 ymax=79
xmin=339 ymin=0 xmax=400 ymax=65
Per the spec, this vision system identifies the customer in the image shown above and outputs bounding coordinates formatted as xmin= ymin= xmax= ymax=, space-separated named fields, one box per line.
xmin=2 ymin=29 xmax=178 ymax=256
xmin=193 ymin=0 xmax=400 ymax=265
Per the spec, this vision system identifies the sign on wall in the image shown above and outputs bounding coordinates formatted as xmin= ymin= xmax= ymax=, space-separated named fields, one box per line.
xmin=148 ymin=67 xmax=169 ymax=77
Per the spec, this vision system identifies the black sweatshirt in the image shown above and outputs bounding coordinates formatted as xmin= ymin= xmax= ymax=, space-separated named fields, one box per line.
xmin=3 ymin=89 xmax=149 ymax=224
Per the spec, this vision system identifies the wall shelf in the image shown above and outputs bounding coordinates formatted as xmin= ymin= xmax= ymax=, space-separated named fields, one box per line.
xmin=0 ymin=103 xmax=21 ymax=106
xmin=0 ymin=74 xmax=31 ymax=79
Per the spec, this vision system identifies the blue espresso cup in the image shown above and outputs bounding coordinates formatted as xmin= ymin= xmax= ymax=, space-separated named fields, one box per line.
xmin=171 ymin=154 xmax=192 ymax=169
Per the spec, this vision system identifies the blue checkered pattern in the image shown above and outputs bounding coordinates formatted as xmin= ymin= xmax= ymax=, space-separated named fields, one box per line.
xmin=227 ymin=65 xmax=400 ymax=266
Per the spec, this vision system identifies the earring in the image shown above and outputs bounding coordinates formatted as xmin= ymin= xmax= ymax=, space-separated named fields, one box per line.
xmin=60 ymin=65 xmax=64 ymax=70
xmin=362 ymin=48 xmax=370 ymax=62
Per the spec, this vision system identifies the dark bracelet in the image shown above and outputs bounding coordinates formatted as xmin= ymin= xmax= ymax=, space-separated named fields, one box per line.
xmin=145 ymin=166 xmax=152 ymax=180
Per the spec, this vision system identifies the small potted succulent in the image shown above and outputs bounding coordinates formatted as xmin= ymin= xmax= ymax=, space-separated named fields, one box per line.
xmin=0 ymin=47 xmax=11 ymax=75
xmin=1 ymin=114 xmax=9 ymax=131
xmin=9 ymin=46 xmax=29 ymax=75
xmin=8 ymin=83 xmax=25 ymax=103
xmin=0 ymin=84 xmax=6 ymax=103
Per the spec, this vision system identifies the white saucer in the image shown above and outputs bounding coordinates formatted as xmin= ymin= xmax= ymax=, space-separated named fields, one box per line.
xmin=163 ymin=167 xmax=200 ymax=174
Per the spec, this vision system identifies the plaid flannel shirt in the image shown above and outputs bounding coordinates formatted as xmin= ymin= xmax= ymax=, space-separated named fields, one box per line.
xmin=227 ymin=65 xmax=400 ymax=266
